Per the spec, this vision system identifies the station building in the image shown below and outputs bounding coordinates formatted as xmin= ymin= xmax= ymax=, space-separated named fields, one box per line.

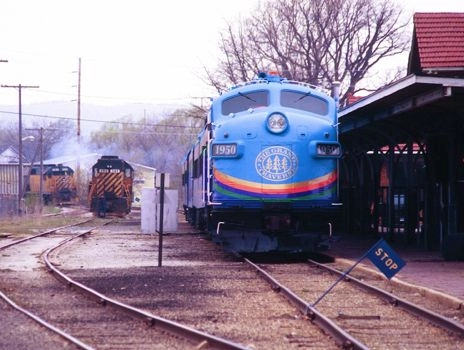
xmin=339 ymin=13 xmax=464 ymax=259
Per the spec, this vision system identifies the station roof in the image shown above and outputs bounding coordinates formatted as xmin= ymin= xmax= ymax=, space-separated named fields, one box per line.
xmin=339 ymin=12 xmax=464 ymax=151
xmin=408 ymin=13 xmax=464 ymax=76
xmin=338 ymin=74 xmax=464 ymax=150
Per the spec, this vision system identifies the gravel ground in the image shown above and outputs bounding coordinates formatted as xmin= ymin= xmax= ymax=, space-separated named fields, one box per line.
xmin=0 ymin=217 xmax=205 ymax=350
xmin=55 ymin=218 xmax=341 ymax=349
xmin=5 ymin=211 xmax=462 ymax=349
xmin=326 ymin=233 xmax=464 ymax=302
xmin=261 ymin=263 xmax=464 ymax=349
xmin=0 ymin=295 xmax=79 ymax=350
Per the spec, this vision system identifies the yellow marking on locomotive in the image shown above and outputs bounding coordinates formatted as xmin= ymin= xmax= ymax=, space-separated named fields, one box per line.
xmin=29 ymin=174 xmax=74 ymax=195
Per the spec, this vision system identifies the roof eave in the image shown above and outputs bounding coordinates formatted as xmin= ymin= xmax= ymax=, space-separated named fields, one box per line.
xmin=423 ymin=67 xmax=464 ymax=73
xmin=339 ymin=74 xmax=464 ymax=116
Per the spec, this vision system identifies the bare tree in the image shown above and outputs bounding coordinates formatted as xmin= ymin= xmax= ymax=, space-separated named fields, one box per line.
xmin=206 ymin=0 xmax=410 ymax=105
xmin=88 ymin=107 xmax=205 ymax=184
xmin=0 ymin=119 xmax=74 ymax=163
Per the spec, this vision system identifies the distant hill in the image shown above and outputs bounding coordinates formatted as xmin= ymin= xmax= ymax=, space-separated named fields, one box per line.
xmin=0 ymin=101 xmax=185 ymax=136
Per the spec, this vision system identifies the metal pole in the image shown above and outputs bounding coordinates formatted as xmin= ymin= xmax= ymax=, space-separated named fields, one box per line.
xmin=18 ymin=85 xmax=23 ymax=214
xmin=77 ymin=58 xmax=81 ymax=203
xmin=39 ymin=127 xmax=44 ymax=213
xmin=158 ymin=173 xmax=165 ymax=267
xmin=311 ymin=244 xmax=375 ymax=308
xmin=2 ymin=84 xmax=39 ymax=215
xmin=77 ymin=57 xmax=81 ymax=139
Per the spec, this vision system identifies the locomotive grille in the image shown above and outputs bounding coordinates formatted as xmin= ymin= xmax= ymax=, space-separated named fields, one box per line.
xmin=56 ymin=176 xmax=72 ymax=191
xmin=95 ymin=172 xmax=124 ymax=197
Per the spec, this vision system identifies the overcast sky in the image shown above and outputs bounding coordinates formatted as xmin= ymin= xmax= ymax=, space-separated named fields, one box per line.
xmin=0 ymin=0 xmax=461 ymax=107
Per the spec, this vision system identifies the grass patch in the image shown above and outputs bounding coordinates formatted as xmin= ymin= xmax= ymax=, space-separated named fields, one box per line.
xmin=0 ymin=208 xmax=88 ymax=237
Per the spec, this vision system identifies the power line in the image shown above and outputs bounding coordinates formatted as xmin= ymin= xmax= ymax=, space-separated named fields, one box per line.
xmin=0 ymin=110 xmax=204 ymax=129
xmin=18 ymin=88 xmax=209 ymax=104
xmin=89 ymin=130 xmax=198 ymax=136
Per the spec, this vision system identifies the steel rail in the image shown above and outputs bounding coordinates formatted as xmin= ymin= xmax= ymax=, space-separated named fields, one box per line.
xmin=0 ymin=290 xmax=94 ymax=350
xmin=242 ymin=258 xmax=369 ymax=350
xmin=0 ymin=219 xmax=99 ymax=350
xmin=309 ymin=259 xmax=464 ymax=336
xmin=0 ymin=218 xmax=94 ymax=250
xmin=43 ymin=229 xmax=250 ymax=350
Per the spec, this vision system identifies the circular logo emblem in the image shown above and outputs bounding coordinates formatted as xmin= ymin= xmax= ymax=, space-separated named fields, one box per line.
xmin=255 ymin=146 xmax=298 ymax=181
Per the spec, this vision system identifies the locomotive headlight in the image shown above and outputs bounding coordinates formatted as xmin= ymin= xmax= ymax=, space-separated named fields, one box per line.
xmin=266 ymin=113 xmax=288 ymax=134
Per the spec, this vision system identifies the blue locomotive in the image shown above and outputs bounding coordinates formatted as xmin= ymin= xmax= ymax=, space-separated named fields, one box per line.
xmin=182 ymin=72 xmax=342 ymax=252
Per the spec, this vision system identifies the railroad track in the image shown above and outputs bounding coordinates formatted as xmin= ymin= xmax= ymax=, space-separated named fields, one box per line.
xmin=0 ymin=214 xmax=248 ymax=350
xmin=323 ymin=258 xmax=464 ymax=323
xmin=6 ymin=212 xmax=462 ymax=349
xmin=243 ymin=257 xmax=464 ymax=349
xmin=55 ymin=223 xmax=343 ymax=350
xmin=310 ymin=259 xmax=464 ymax=334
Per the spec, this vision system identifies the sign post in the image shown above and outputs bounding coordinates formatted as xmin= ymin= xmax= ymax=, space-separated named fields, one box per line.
xmin=312 ymin=238 xmax=406 ymax=307
xmin=157 ymin=173 xmax=165 ymax=267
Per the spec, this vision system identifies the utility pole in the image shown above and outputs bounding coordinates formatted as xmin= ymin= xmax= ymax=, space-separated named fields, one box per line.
xmin=38 ymin=128 xmax=44 ymax=213
xmin=77 ymin=57 xmax=81 ymax=139
xmin=39 ymin=128 xmax=43 ymax=214
xmin=72 ymin=58 xmax=82 ymax=203
xmin=25 ymin=127 xmax=45 ymax=213
xmin=76 ymin=58 xmax=82 ymax=202
xmin=1 ymin=84 xmax=39 ymax=215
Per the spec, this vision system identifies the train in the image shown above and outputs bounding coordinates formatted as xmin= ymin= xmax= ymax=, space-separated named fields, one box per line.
xmin=28 ymin=164 xmax=77 ymax=205
xmin=88 ymin=155 xmax=134 ymax=217
xmin=182 ymin=72 xmax=342 ymax=253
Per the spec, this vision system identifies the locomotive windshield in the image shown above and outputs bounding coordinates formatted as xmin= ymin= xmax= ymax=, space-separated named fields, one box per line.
xmin=281 ymin=90 xmax=329 ymax=116
xmin=222 ymin=90 xmax=269 ymax=115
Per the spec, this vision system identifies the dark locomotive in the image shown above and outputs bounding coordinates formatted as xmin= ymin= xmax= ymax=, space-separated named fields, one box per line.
xmin=28 ymin=164 xmax=77 ymax=205
xmin=88 ymin=156 xmax=134 ymax=217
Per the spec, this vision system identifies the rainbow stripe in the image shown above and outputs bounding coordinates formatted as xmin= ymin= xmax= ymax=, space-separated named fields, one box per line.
xmin=213 ymin=168 xmax=337 ymax=200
